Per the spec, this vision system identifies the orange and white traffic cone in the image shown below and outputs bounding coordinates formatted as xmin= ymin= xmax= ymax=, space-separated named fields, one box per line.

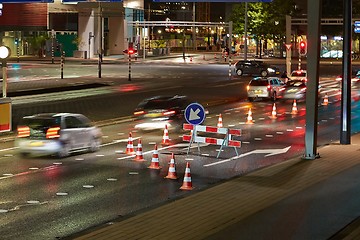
xmin=125 ymin=132 xmax=135 ymax=155
xmin=180 ymin=162 xmax=194 ymax=190
xmin=148 ymin=144 xmax=162 ymax=169
xmin=291 ymin=99 xmax=298 ymax=115
xmin=190 ymin=57 xmax=193 ymax=62
xmin=246 ymin=108 xmax=254 ymax=124
xmin=161 ymin=124 xmax=170 ymax=146
xmin=214 ymin=53 xmax=217 ymax=59
xmin=270 ymin=103 xmax=277 ymax=119
xmin=217 ymin=114 xmax=223 ymax=128
xmin=164 ymin=153 xmax=178 ymax=179
xmin=134 ymin=138 xmax=145 ymax=161
xmin=203 ymin=55 xmax=206 ymax=60
xmin=322 ymin=93 xmax=329 ymax=105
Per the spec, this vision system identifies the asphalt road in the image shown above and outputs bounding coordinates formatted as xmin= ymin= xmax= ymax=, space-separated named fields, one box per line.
xmin=0 ymin=60 xmax=359 ymax=239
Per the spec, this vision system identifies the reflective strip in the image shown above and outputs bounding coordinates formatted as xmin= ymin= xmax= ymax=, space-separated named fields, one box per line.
xmin=183 ymin=176 xmax=192 ymax=182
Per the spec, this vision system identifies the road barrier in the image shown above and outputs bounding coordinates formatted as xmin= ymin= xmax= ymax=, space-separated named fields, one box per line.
xmin=182 ymin=123 xmax=241 ymax=158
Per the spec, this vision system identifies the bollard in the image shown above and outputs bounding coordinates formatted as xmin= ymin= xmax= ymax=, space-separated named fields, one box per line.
xmin=228 ymin=56 xmax=232 ymax=80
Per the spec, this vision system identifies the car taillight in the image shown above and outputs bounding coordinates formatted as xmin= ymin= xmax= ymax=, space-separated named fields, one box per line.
xmin=46 ymin=127 xmax=60 ymax=139
xmin=267 ymin=85 xmax=271 ymax=90
xmin=300 ymin=87 xmax=307 ymax=92
xmin=17 ymin=126 xmax=30 ymax=138
xmin=163 ymin=110 xmax=176 ymax=116
xmin=134 ymin=110 xmax=145 ymax=116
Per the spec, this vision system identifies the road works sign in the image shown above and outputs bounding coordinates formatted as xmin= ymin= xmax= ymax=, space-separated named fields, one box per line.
xmin=184 ymin=103 xmax=206 ymax=125
xmin=0 ymin=98 xmax=11 ymax=132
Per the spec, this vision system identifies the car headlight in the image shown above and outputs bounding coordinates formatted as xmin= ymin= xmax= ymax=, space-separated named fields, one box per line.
xmin=267 ymin=68 xmax=275 ymax=73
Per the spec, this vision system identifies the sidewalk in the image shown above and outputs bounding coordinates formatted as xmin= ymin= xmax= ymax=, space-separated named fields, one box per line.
xmin=65 ymin=134 xmax=360 ymax=240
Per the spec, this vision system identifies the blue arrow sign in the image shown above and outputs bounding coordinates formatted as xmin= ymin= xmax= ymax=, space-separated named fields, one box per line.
xmin=185 ymin=103 xmax=206 ymax=125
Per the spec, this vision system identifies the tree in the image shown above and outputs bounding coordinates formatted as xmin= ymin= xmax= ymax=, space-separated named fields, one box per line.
xmin=230 ymin=0 xmax=296 ymax=56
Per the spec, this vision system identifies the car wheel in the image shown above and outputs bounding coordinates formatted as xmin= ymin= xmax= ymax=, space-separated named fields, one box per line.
xmin=260 ymin=70 xmax=268 ymax=77
xmin=89 ymin=137 xmax=100 ymax=152
xmin=248 ymin=97 xmax=254 ymax=102
xmin=236 ymin=69 xmax=243 ymax=76
xmin=57 ymin=141 xmax=71 ymax=158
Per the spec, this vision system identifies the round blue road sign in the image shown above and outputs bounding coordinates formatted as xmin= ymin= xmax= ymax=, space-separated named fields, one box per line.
xmin=184 ymin=103 xmax=206 ymax=125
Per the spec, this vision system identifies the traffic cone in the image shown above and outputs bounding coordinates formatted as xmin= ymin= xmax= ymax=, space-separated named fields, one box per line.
xmin=217 ymin=114 xmax=223 ymax=128
xmin=180 ymin=162 xmax=194 ymax=190
xmin=148 ymin=144 xmax=162 ymax=169
xmin=126 ymin=132 xmax=135 ymax=155
xmin=161 ymin=124 xmax=170 ymax=145
xmin=322 ymin=93 xmax=329 ymax=105
xmin=214 ymin=53 xmax=217 ymax=59
xmin=203 ymin=55 xmax=206 ymax=60
xmin=134 ymin=138 xmax=145 ymax=161
xmin=246 ymin=108 xmax=254 ymax=124
xmin=291 ymin=99 xmax=298 ymax=115
xmin=270 ymin=103 xmax=277 ymax=119
xmin=190 ymin=57 xmax=193 ymax=62
xmin=164 ymin=153 xmax=178 ymax=179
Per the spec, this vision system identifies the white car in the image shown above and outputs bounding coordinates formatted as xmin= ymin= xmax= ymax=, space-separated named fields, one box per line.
xmin=289 ymin=70 xmax=307 ymax=81
xmin=246 ymin=77 xmax=286 ymax=101
xmin=15 ymin=113 xmax=102 ymax=158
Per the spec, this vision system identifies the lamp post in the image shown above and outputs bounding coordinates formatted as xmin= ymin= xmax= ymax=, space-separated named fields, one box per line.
xmin=0 ymin=46 xmax=11 ymax=98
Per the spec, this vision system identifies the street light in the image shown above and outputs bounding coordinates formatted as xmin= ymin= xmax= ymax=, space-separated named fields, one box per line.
xmin=0 ymin=45 xmax=11 ymax=98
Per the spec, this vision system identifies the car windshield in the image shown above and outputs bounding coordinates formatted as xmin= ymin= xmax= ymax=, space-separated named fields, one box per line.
xmin=19 ymin=116 xmax=61 ymax=138
xmin=250 ymin=80 xmax=268 ymax=86
xmin=138 ymin=97 xmax=187 ymax=110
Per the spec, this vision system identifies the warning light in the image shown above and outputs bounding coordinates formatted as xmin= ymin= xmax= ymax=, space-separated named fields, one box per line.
xmin=299 ymin=41 xmax=307 ymax=56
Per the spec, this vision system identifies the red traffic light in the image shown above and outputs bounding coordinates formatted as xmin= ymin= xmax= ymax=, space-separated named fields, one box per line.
xmin=300 ymin=41 xmax=306 ymax=48
xmin=299 ymin=41 xmax=307 ymax=55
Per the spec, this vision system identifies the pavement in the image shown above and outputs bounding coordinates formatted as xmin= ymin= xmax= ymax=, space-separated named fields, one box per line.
xmin=3 ymin=53 xmax=360 ymax=239
xmin=62 ymin=133 xmax=360 ymax=240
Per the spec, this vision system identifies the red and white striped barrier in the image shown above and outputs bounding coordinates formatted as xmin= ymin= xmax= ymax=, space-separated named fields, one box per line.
xmin=182 ymin=123 xmax=241 ymax=158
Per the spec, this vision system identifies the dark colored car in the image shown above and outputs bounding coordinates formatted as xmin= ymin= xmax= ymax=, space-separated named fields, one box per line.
xmin=234 ymin=60 xmax=280 ymax=77
xmin=133 ymin=95 xmax=192 ymax=132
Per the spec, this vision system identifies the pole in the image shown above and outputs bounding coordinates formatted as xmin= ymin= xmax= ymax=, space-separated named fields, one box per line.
xmin=128 ymin=53 xmax=131 ymax=81
xmin=60 ymin=51 xmax=64 ymax=79
xmin=244 ymin=2 xmax=248 ymax=61
xmin=2 ymin=60 xmax=7 ymax=98
xmin=98 ymin=53 xmax=102 ymax=78
xmin=340 ymin=0 xmax=352 ymax=144
xmin=51 ymin=29 xmax=55 ymax=64
xmin=304 ymin=0 xmax=321 ymax=159
xmin=228 ymin=21 xmax=233 ymax=80
xmin=286 ymin=15 xmax=292 ymax=78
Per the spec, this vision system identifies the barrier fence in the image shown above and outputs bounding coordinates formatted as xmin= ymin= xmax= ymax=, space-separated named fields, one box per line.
xmin=182 ymin=123 xmax=241 ymax=158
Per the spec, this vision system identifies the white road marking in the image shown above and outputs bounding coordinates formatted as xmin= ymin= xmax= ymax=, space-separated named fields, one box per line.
xmin=83 ymin=185 xmax=94 ymax=188
xmin=56 ymin=192 xmax=69 ymax=196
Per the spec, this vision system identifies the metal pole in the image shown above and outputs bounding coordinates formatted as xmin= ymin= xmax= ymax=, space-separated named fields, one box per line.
xmin=16 ymin=40 xmax=19 ymax=63
xmin=244 ymin=2 xmax=248 ymax=61
xmin=304 ymin=0 xmax=321 ymax=159
xmin=228 ymin=21 xmax=233 ymax=80
xmin=2 ymin=60 xmax=7 ymax=98
xmin=340 ymin=0 xmax=352 ymax=144
xmin=98 ymin=53 xmax=102 ymax=78
xmin=128 ymin=54 xmax=131 ymax=81
xmin=51 ymin=29 xmax=55 ymax=64
xmin=60 ymin=51 xmax=64 ymax=79
xmin=286 ymin=15 xmax=292 ymax=78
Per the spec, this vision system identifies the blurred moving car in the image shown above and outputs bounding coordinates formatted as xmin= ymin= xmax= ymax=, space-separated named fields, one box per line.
xmin=234 ymin=60 xmax=280 ymax=77
xmin=278 ymin=80 xmax=322 ymax=101
xmin=289 ymin=70 xmax=307 ymax=81
xmin=335 ymin=70 xmax=360 ymax=85
xmin=15 ymin=113 xmax=102 ymax=158
xmin=133 ymin=95 xmax=192 ymax=132
xmin=246 ymin=77 xmax=285 ymax=102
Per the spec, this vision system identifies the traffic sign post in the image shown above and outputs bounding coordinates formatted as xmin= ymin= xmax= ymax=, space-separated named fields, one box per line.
xmin=184 ymin=103 xmax=206 ymax=154
xmin=285 ymin=44 xmax=292 ymax=78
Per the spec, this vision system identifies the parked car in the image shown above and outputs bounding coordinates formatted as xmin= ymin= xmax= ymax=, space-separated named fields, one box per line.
xmin=234 ymin=60 xmax=280 ymax=77
xmin=278 ymin=80 xmax=322 ymax=101
xmin=15 ymin=113 xmax=102 ymax=158
xmin=246 ymin=77 xmax=285 ymax=102
xmin=133 ymin=95 xmax=193 ymax=132
xmin=289 ymin=70 xmax=307 ymax=81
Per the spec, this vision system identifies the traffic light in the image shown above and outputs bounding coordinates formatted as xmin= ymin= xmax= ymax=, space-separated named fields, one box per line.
xmin=299 ymin=41 xmax=307 ymax=56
